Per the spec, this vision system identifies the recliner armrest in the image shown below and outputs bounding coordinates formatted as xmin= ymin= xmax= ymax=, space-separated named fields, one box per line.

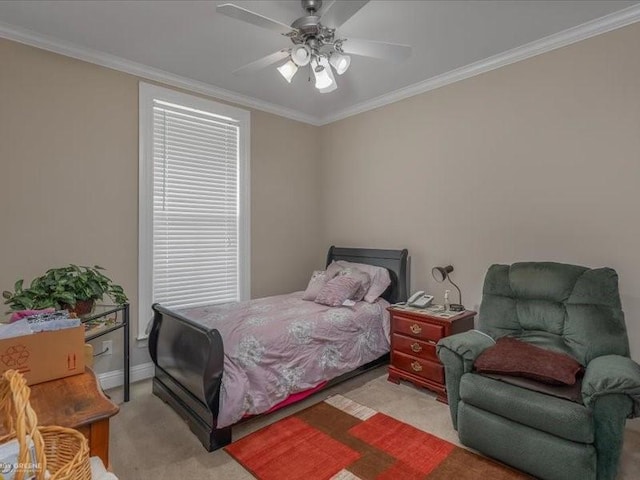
xmin=437 ymin=330 xmax=495 ymax=373
xmin=582 ymin=354 xmax=640 ymax=417
xmin=436 ymin=330 xmax=495 ymax=430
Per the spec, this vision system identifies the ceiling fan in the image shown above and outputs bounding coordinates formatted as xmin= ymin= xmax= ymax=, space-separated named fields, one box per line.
xmin=217 ymin=0 xmax=412 ymax=93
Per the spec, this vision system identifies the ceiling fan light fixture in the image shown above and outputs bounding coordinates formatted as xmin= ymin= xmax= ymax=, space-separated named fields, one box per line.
xmin=277 ymin=59 xmax=298 ymax=83
xmin=329 ymin=52 xmax=351 ymax=75
xmin=291 ymin=44 xmax=312 ymax=66
xmin=313 ymin=57 xmax=336 ymax=92
xmin=218 ymin=1 xmax=413 ymax=93
xmin=319 ymin=80 xmax=337 ymax=93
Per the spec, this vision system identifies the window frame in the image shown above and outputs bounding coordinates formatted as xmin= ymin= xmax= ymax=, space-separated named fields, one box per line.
xmin=138 ymin=82 xmax=251 ymax=339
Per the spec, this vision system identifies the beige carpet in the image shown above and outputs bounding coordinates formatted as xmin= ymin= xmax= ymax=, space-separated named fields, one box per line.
xmin=107 ymin=367 xmax=640 ymax=479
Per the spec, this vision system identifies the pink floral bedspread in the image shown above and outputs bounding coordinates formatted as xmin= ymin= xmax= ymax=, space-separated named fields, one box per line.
xmin=176 ymin=291 xmax=390 ymax=427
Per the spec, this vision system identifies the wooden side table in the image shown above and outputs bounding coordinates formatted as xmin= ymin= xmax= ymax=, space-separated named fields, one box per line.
xmin=27 ymin=368 xmax=119 ymax=466
xmin=387 ymin=306 xmax=476 ymax=403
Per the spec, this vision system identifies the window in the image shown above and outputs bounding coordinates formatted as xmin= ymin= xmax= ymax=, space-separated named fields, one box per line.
xmin=138 ymin=83 xmax=250 ymax=338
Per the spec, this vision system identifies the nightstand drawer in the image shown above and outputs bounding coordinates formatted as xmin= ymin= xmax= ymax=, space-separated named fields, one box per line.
xmin=392 ymin=334 xmax=437 ymax=361
xmin=393 ymin=315 xmax=444 ymax=342
xmin=393 ymin=352 xmax=444 ymax=383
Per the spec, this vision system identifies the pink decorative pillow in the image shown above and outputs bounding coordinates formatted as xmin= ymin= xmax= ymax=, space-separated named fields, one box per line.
xmin=302 ymin=270 xmax=331 ymax=301
xmin=315 ymin=275 xmax=362 ymax=307
xmin=334 ymin=260 xmax=391 ymax=303
xmin=338 ymin=268 xmax=371 ymax=301
xmin=325 ymin=261 xmax=344 ymax=279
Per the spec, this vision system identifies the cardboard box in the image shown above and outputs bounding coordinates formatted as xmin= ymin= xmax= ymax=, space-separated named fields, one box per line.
xmin=0 ymin=326 xmax=85 ymax=385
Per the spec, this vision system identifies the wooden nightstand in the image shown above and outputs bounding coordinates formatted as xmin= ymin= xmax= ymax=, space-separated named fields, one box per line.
xmin=387 ymin=306 xmax=476 ymax=403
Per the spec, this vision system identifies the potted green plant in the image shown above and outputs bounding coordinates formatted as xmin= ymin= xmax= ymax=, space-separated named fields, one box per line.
xmin=2 ymin=265 xmax=128 ymax=315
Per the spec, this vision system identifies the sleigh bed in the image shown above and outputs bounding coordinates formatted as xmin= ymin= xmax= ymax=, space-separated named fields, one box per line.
xmin=148 ymin=246 xmax=409 ymax=451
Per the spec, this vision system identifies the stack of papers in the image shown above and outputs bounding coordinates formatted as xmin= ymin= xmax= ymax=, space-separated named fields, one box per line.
xmin=393 ymin=304 xmax=462 ymax=319
xmin=25 ymin=310 xmax=80 ymax=332
xmin=0 ymin=311 xmax=80 ymax=340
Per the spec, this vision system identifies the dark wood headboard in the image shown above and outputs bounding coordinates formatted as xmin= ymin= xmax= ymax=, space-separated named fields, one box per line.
xmin=326 ymin=246 xmax=409 ymax=304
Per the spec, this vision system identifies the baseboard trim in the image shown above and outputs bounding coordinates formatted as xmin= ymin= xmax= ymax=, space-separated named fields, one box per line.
xmin=97 ymin=362 xmax=154 ymax=391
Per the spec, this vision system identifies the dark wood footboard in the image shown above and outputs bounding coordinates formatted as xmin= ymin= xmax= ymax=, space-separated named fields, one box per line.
xmin=149 ymin=303 xmax=230 ymax=451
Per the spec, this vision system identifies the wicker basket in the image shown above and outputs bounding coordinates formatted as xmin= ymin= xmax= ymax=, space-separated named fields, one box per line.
xmin=0 ymin=370 xmax=91 ymax=480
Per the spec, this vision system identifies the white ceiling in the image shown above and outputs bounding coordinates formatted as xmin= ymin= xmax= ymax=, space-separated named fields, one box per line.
xmin=1 ymin=0 xmax=639 ymax=124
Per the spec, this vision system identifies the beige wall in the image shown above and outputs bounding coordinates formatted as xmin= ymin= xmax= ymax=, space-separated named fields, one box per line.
xmin=320 ymin=22 xmax=640 ymax=361
xmin=0 ymin=39 xmax=322 ymax=372
xmin=2 ymin=20 xmax=640 ymax=376
xmin=250 ymin=109 xmax=323 ymax=298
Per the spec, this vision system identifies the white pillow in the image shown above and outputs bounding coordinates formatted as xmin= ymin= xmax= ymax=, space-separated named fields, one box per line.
xmin=328 ymin=260 xmax=391 ymax=303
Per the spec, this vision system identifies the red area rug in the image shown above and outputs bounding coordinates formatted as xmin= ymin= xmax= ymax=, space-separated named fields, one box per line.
xmin=225 ymin=395 xmax=531 ymax=480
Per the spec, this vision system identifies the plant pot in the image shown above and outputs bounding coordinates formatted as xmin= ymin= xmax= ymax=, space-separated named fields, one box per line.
xmin=62 ymin=299 xmax=95 ymax=316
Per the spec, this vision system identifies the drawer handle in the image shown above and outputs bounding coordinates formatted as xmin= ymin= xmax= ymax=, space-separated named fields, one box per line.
xmin=409 ymin=324 xmax=422 ymax=335
xmin=411 ymin=343 xmax=422 ymax=353
xmin=411 ymin=361 xmax=423 ymax=372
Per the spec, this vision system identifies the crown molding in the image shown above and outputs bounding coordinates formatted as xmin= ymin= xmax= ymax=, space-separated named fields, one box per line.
xmin=318 ymin=4 xmax=640 ymax=125
xmin=0 ymin=21 xmax=322 ymax=126
xmin=1 ymin=3 xmax=639 ymax=128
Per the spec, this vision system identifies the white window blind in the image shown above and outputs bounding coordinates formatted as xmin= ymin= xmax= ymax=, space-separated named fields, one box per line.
xmin=139 ymin=83 xmax=250 ymax=338
xmin=153 ymin=101 xmax=240 ymax=308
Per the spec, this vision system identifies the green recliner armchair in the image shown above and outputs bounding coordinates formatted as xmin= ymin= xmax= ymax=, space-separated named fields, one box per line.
xmin=436 ymin=262 xmax=640 ymax=480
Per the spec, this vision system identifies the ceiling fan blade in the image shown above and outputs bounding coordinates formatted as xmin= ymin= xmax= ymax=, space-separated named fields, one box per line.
xmin=340 ymin=38 xmax=412 ymax=62
xmin=217 ymin=3 xmax=295 ymax=36
xmin=320 ymin=0 xmax=370 ymax=29
xmin=232 ymin=50 xmax=290 ymax=75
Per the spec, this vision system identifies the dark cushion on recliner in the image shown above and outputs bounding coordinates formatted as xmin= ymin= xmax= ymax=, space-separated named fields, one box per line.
xmin=474 ymin=337 xmax=583 ymax=385
xmin=479 ymin=262 xmax=629 ymax=366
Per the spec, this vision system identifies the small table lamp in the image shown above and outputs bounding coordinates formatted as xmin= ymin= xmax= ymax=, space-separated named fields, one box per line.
xmin=432 ymin=265 xmax=465 ymax=312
